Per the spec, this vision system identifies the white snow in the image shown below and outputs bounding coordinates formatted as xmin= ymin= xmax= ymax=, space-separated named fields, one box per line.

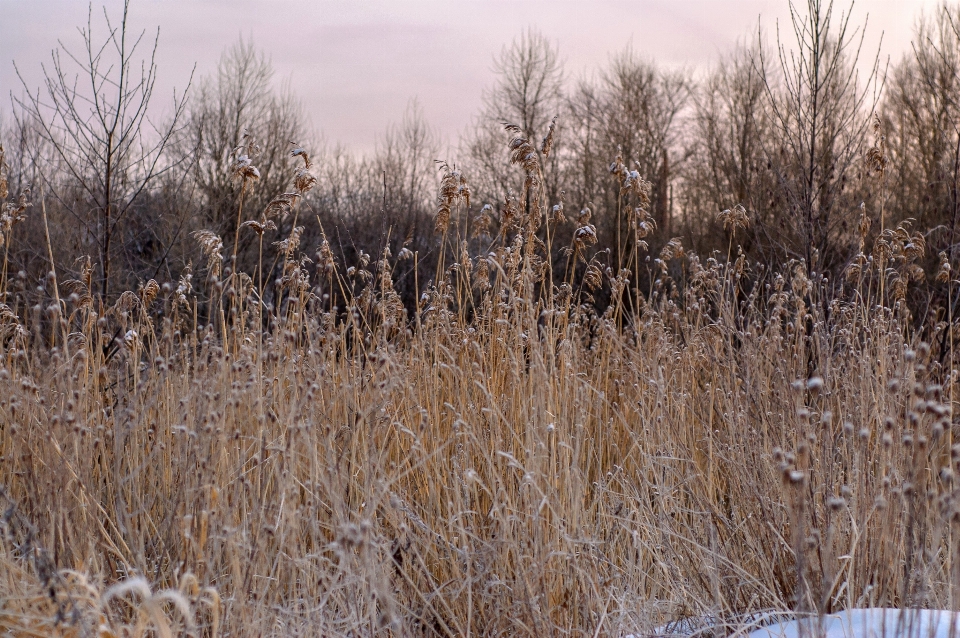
xmin=627 ymin=609 xmax=960 ymax=638
xmin=744 ymin=609 xmax=960 ymax=638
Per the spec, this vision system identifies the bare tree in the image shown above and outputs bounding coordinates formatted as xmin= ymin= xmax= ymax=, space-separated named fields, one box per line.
xmin=601 ymin=51 xmax=689 ymax=235
xmin=883 ymin=2 xmax=960 ymax=263
xmin=377 ymin=99 xmax=440 ymax=213
xmin=757 ymin=0 xmax=881 ymax=272
xmin=179 ymin=37 xmax=306 ymax=271
xmin=486 ymin=28 xmax=564 ymax=144
xmin=464 ymin=28 xmax=565 ymax=206
xmin=565 ymin=50 xmax=689 ymax=268
xmin=682 ymin=42 xmax=781 ymax=259
xmin=14 ymin=0 xmax=191 ymax=299
xmin=0 ymin=114 xmax=42 ymax=206
xmin=307 ymin=103 xmax=441 ymax=302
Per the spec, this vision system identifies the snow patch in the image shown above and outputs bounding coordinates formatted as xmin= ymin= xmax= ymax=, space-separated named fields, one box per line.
xmin=626 ymin=609 xmax=960 ymax=638
xmin=745 ymin=609 xmax=960 ymax=638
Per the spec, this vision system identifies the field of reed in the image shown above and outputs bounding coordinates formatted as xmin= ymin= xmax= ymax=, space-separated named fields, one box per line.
xmin=0 ymin=125 xmax=957 ymax=637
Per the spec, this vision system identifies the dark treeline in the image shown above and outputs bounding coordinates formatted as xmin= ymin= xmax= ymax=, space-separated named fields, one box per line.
xmin=1 ymin=0 xmax=958 ymax=324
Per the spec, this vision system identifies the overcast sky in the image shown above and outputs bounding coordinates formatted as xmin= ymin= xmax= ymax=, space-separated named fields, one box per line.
xmin=0 ymin=0 xmax=945 ymax=153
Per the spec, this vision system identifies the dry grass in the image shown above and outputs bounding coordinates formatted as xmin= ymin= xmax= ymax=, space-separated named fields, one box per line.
xmin=0 ymin=134 xmax=957 ymax=637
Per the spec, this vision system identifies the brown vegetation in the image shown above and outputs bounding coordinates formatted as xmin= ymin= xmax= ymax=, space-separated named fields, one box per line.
xmin=0 ymin=1 xmax=959 ymax=636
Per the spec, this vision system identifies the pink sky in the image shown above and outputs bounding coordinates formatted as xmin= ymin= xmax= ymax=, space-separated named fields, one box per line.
xmin=0 ymin=0 xmax=944 ymax=153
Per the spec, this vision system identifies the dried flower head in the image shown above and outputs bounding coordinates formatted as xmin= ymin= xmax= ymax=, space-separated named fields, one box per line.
xmin=123 ymin=329 xmax=140 ymax=353
xmin=906 ymin=263 xmax=925 ymax=283
xmin=899 ymin=223 xmax=925 ymax=261
xmin=549 ymin=202 xmax=564 ymax=225
xmin=113 ymin=290 xmax=141 ymax=314
xmin=573 ymin=224 xmax=598 ymax=252
xmin=435 ymin=161 xmax=470 ymax=234
xmin=936 ymin=252 xmax=951 ymax=284
xmin=474 ymin=254 xmax=490 ymax=291
xmin=278 ymin=257 xmax=312 ymax=295
xmin=241 ymin=219 xmax=278 ymax=236
xmin=827 ymin=496 xmax=846 ymax=511
xmin=790 ymin=262 xmax=812 ymax=297
xmin=718 ymin=204 xmax=749 ymax=232
xmin=274 ymin=226 xmax=304 ymax=261
xmin=192 ymin=230 xmax=224 ymax=276
xmin=622 ymin=170 xmax=651 ymax=208
xmin=867 ymin=114 xmax=887 ymax=174
xmin=504 ymin=123 xmax=540 ymax=174
xmin=434 ymin=205 xmax=450 ymax=235
xmin=140 ymin=279 xmax=160 ymax=307
xmin=540 ymin=115 xmax=558 ymax=158
xmin=577 ymin=206 xmax=592 ymax=226
xmin=549 ymin=190 xmax=566 ymax=225
xmin=845 ymin=252 xmax=867 ymax=283
xmin=632 ymin=207 xmax=656 ymax=239
xmin=232 ymin=149 xmax=261 ymax=184
xmin=659 ymin=238 xmax=685 ymax=262
xmin=0 ymin=303 xmax=26 ymax=342
xmin=499 ymin=191 xmax=522 ymax=230
xmin=0 ymin=189 xmax=32 ymax=248
xmin=473 ymin=204 xmax=494 ymax=238
xmin=458 ymin=240 xmax=473 ymax=281
xmin=892 ymin=273 xmax=908 ymax=301
xmin=263 ymin=192 xmax=300 ymax=221
xmin=291 ymin=147 xmax=311 ymax=168
xmin=316 ymin=236 xmax=337 ymax=276
xmin=175 ymin=268 xmax=193 ymax=305
xmin=63 ymin=256 xmax=95 ymax=309
xmin=583 ymin=262 xmax=603 ymax=291
xmin=609 ymin=147 xmax=627 ymax=182
xmin=292 ymin=147 xmax=317 ymax=194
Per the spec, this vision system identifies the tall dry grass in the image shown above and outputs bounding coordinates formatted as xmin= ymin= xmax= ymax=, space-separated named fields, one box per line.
xmin=0 ymin=131 xmax=957 ymax=637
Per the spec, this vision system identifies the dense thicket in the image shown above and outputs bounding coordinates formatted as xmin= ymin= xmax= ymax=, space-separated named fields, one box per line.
xmin=1 ymin=1 xmax=957 ymax=323
xmin=2 ymin=3 xmax=960 ymax=636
